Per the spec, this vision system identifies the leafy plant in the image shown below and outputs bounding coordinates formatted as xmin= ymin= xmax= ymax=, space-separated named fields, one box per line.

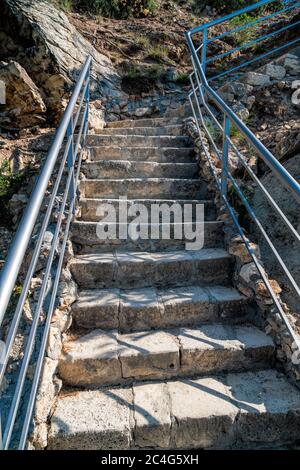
xmin=136 ymin=35 xmax=151 ymax=50
xmin=0 ymin=160 xmax=28 ymax=226
xmin=74 ymin=0 xmax=157 ymax=18
xmin=193 ymin=0 xmax=285 ymax=15
xmin=174 ymin=71 xmax=190 ymax=85
xmin=147 ymin=44 xmax=170 ymax=62
xmin=59 ymin=0 xmax=73 ymax=11
xmin=229 ymin=13 xmax=260 ymax=46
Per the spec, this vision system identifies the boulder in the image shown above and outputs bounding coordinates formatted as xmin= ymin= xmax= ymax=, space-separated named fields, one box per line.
xmin=244 ymin=72 xmax=271 ymax=87
xmin=0 ymin=0 xmax=124 ymax=122
xmin=283 ymin=52 xmax=300 ymax=76
xmin=0 ymin=60 xmax=46 ymax=128
xmin=259 ymin=64 xmax=286 ymax=80
xmin=89 ymin=100 xmax=105 ymax=133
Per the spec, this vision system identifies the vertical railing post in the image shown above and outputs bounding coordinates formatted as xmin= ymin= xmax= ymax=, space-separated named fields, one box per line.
xmin=84 ymin=66 xmax=90 ymax=135
xmin=221 ymin=114 xmax=230 ymax=199
xmin=201 ymin=27 xmax=207 ymax=73
xmin=67 ymin=117 xmax=76 ymax=207
xmin=200 ymin=28 xmax=208 ymax=100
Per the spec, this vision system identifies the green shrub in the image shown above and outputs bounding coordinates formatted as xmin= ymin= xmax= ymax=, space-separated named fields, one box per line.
xmin=174 ymin=71 xmax=190 ymax=85
xmin=229 ymin=13 xmax=260 ymax=46
xmin=147 ymin=45 xmax=169 ymax=62
xmin=0 ymin=160 xmax=28 ymax=226
xmin=74 ymin=0 xmax=157 ymax=18
xmin=193 ymin=0 xmax=284 ymax=15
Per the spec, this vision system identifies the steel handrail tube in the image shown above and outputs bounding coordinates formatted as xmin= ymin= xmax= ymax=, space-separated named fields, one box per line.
xmin=207 ymin=2 xmax=300 ymax=44
xmin=0 ymin=135 xmax=72 ymax=386
xmin=3 ymin=164 xmax=75 ymax=449
xmin=189 ymin=0 xmax=283 ymax=35
xmin=186 ymin=31 xmax=300 ymax=203
xmin=206 ymin=19 xmax=300 ymax=64
xmin=0 ymin=56 xmax=91 ymax=326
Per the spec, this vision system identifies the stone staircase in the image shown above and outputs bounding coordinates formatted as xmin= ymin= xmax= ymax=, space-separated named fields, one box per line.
xmin=48 ymin=117 xmax=300 ymax=450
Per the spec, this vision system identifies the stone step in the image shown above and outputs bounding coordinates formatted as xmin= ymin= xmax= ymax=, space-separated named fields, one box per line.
xmin=78 ymin=198 xmax=216 ymax=222
xmin=80 ymin=178 xmax=208 ymax=199
xmin=69 ymin=248 xmax=233 ymax=289
xmin=98 ymin=125 xmax=183 ymax=136
xmin=106 ymin=117 xmax=183 ymax=128
xmin=81 ymin=160 xmax=198 ymax=179
xmin=71 ymin=221 xmax=224 ymax=254
xmin=48 ymin=369 xmax=300 ymax=450
xmin=58 ymin=324 xmax=274 ymax=388
xmin=88 ymin=146 xmax=195 ymax=163
xmin=86 ymin=135 xmax=191 ymax=148
xmin=72 ymin=286 xmax=252 ymax=332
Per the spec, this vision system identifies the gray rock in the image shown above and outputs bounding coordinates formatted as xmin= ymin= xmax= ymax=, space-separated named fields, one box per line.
xmin=244 ymin=72 xmax=271 ymax=87
xmin=0 ymin=0 xmax=123 ymax=122
xmin=0 ymin=60 xmax=46 ymax=128
xmin=260 ymin=64 xmax=286 ymax=80
xmin=283 ymin=53 xmax=300 ymax=75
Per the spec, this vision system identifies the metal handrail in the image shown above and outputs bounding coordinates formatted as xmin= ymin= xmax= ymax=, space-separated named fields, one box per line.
xmin=189 ymin=0 xmax=300 ymax=81
xmin=186 ymin=1 xmax=300 ymax=353
xmin=0 ymin=56 xmax=91 ymax=449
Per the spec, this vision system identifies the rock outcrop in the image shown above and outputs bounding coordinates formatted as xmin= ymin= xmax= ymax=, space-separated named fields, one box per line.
xmin=0 ymin=60 xmax=46 ymax=128
xmin=0 ymin=0 xmax=123 ymax=122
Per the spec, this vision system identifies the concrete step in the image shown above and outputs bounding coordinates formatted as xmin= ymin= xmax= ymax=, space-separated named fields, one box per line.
xmin=86 ymin=135 xmax=191 ymax=148
xmin=78 ymin=198 xmax=216 ymax=222
xmin=71 ymin=221 xmax=224 ymax=253
xmin=49 ymin=369 xmax=300 ymax=450
xmin=69 ymin=248 xmax=233 ymax=289
xmin=106 ymin=117 xmax=183 ymax=128
xmin=98 ymin=125 xmax=183 ymax=136
xmin=80 ymin=178 xmax=208 ymax=199
xmin=58 ymin=324 xmax=274 ymax=388
xmin=88 ymin=146 xmax=195 ymax=163
xmin=81 ymin=160 xmax=198 ymax=179
xmin=72 ymin=286 xmax=252 ymax=332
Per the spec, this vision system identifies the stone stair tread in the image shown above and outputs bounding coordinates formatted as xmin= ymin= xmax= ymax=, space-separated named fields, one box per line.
xmin=71 ymin=220 xmax=224 ymax=253
xmin=78 ymin=197 xmax=216 ymax=222
xmin=69 ymin=248 xmax=233 ymax=289
xmin=80 ymin=178 xmax=208 ymax=200
xmin=81 ymin=160 xmax=199 ymax=179
xmin=97 ymin=125 xmax=183 ymax=136
xmin=88 ymin=146 xmax=195 ymax=163
xmin=106 ymin=117 xmax=183 ymax=128
xmin=82 ymin=177 xmax=199 ymax=182
xmin=86 ymin=135 xmax=191 ymax=148
xmin=58 ymin=323 xmax=274 ymax=388
xmin=71 ymin=248 xmax=231 ymax=263
xmin=48 ymin=369 xmax=300 ymax=449
xmin=72 ymin=285 xmax=251 ymax=331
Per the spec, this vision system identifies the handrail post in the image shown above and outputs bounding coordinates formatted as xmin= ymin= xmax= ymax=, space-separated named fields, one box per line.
xmin=67 ymin=117 xmax=76 ymax=207
xmin=85 ymin=65 xmax=90 ymax=132
xmin=201 ymin=27 xmax=207 ymax=74
xmin=221 ymin=115 xmax=230 ymax=199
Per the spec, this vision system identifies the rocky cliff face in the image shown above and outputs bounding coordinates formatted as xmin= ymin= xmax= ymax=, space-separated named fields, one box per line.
xmin=0 ymin=0 xmax=123 ymax=123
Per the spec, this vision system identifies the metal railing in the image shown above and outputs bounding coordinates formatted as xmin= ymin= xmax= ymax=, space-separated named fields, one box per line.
xmin=0 ymin=56 xmax=91 ymax=449
xmin=186 ymin=1 xmax=300 ymax=353
xmin=190 ymin=0 xmax=300 ymax=83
